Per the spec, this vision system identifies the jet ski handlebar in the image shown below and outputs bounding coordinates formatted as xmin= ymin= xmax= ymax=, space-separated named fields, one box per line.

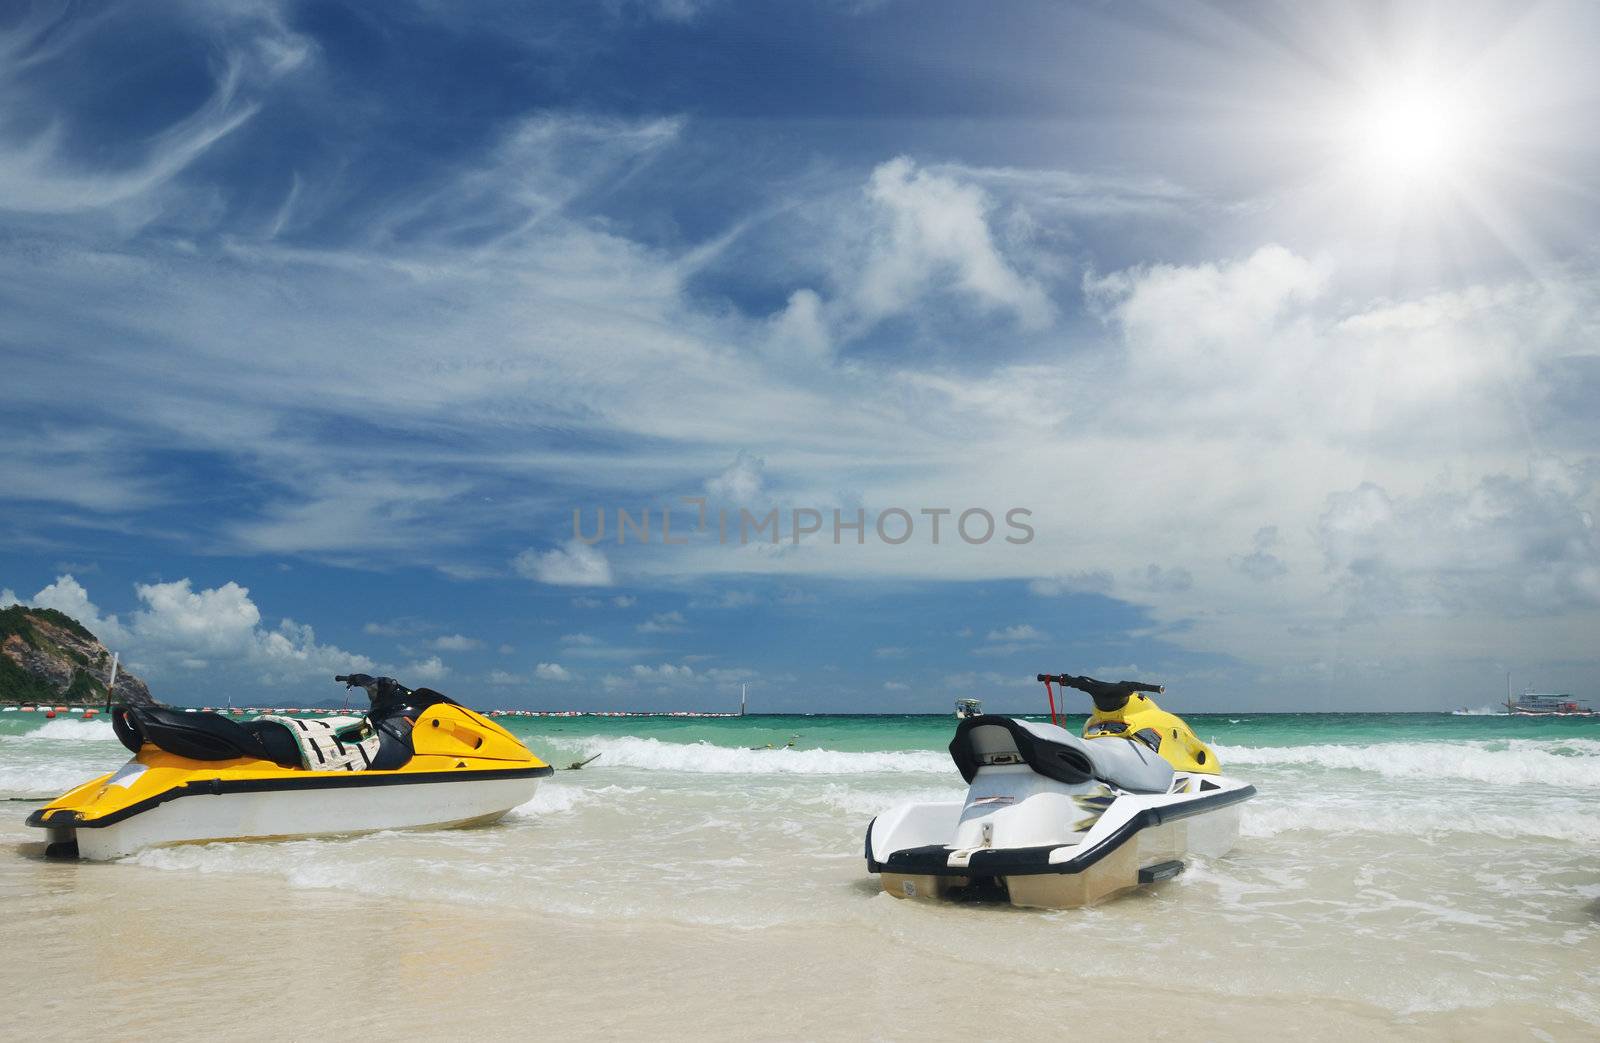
xmin=1036 ymin=673 xmax=1164 ymax=712
xmin=334 ymin=674 xmax=413 ymax=700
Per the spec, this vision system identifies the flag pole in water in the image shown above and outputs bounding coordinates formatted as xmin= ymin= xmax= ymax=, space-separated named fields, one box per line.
xmin=105 ymin=651 xmax=119 ymax=715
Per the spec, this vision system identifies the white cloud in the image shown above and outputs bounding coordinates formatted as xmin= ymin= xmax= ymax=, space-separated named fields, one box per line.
xmin=577 ymin=594 xmax=638 ymax=608
xmin=21 ymin=574 xmax=129 ymax=645
xmin=487 ymin=670 xmax=522 ymax=685
xmin=631 ymin=663 xmax=694 ymax=682
xmin=1317 ymin=461 xmax=1600 ymax=618
xmin=13 ymin=575 xmax=376 ymax=686
xmin=515 ymin=540 xmax=613 ymax=587
xmin=1029 ymin=571 xmax=1113 ymax=597
xmin=705 ymin=452 xmax=765 ymax=503
xmin=0 ymin=5 xmax=312 ymax=217
xmin=857 ymin=157 xmax=1053 ymax=330
xmin=433 ymin=634 xmax=481 ymax=651
xmin=534 ymin=662 xmax=573 ymax=681
xmin=560 ymin=633 xmax=599 ymax=646
xmin=602 ymin=661 xmax=696 ymax=690
xmin=0 ymin=589 xmax=18 ymax=608
xmin=252 ymin=618 xmax=374 ymax=682
xmin=1233 ymin=527 xmax=1288 ymax=581
xmin=883 ymin=681 xmax=909 ymax=691
xmin=0 ymin=66 xmax=258 ymax=215
xmin=1089 ymin=245 xmax=1326 ymax=390
xmin=404 ymin=656 xmax=448 ymax=682
xmin=363 ymin=620 xmax=415 ymax=637
xmin=1135 ymin=565 xmax=1193 ymax=595
xmin=636 ymin=610 xmax=687 ymax=634
xmin=131 ymin=579 xmax=261 ymax=654
xmin=975 ymin=624 xmax=1049 ymax=657
xmin=765 ymin=288 xmax=831 ymax=363
xmin=984 ymin=624 xmax=1045 ymax=643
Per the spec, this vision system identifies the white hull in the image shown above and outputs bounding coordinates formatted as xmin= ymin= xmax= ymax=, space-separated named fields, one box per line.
xmin=44 ymin=773 xmax=540 ymax=860
xmin=875 ymin=797 xmax=1244 ymax=908
xmin=868 ymin=754 xmax=1254 ymax=909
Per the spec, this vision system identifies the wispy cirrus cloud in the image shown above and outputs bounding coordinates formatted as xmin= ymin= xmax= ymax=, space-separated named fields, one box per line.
xmin=4 ymin=0 xmax=1599 ymax=710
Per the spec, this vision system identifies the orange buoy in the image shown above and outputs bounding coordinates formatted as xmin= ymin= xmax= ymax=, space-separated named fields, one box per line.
xmin=44 ymin=709 xmax=57 ymax=719
xmin=83 ymin=708 xmax=98 ymax=719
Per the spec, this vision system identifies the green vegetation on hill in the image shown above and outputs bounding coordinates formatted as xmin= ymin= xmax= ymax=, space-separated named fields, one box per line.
xmin=0 ymin=652 xmax=58 ymax=704
xmin=0 ymin=605 xmax=42 ymax=648
xmin=63 ymin=669 xmax=107 ymax=703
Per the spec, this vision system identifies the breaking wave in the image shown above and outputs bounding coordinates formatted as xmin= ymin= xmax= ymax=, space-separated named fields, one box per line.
xmin=507 ymin=783 xmax=588 ymax=817
xmin=1242 ymin=803 xmax=1600 ymax=843
xmin=1217 ymin=740 xmax=1600 ymax=789
xmin=573 ymin=736 xmax=949 ymax=775
xmin=21 ymin=718 xmax=119 ymax=741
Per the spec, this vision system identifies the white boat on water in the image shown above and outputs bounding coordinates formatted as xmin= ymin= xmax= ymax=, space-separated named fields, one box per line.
xmin=1505 ymin=688 xmax=1596 ymax=717
xmin=869 ymin=673 xmax=1254 ymax=909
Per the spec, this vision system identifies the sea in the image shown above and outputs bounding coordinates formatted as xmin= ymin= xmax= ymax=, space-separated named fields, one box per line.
xmin=2 ymin=708 xmax=1597 ymax=1039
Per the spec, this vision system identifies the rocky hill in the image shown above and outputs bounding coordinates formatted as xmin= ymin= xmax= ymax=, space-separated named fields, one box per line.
xmin=0 ymin=605 xmax=153 ymax=705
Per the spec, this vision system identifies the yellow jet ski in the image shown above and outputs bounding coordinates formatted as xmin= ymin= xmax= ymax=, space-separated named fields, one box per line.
xmin=866 ymin=672 xmax=1254 ymax=909
xmin=28 ymin=674 xmax=552 ymax=860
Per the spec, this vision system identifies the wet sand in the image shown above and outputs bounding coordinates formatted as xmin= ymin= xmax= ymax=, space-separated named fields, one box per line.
xmin=5 ymin=836 xmax=1593 ymax=1042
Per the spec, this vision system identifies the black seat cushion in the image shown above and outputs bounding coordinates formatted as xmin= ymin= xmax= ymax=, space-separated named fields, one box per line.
xmin=113 ymin=705 xmax=300 ymax=766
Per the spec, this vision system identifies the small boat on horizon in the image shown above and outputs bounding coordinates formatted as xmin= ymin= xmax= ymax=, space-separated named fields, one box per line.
xmin=1504 ymin=687 xmax=1597 ymax=717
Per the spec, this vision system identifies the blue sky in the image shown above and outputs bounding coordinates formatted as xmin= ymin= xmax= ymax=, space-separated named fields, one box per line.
xmin=3 ymin=1 xmax=1598 ymax=711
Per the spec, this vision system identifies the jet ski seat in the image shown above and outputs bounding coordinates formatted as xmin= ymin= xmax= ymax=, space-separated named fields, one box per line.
xmin=950 ymin=715 xmax=1174 ymax=794
xmin=112 ymin=705 xmax=302 ymax=767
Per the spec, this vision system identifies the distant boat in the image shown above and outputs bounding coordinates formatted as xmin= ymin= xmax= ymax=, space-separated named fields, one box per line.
xmin=954 ymin=697 xmax=982 ymax=720
xmin=1505 ymin=687 xmax=1596 ymax=717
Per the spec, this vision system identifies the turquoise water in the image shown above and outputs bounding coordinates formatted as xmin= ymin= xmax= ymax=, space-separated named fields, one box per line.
xmin=485 ymin=710 xmax=1600 ymax=755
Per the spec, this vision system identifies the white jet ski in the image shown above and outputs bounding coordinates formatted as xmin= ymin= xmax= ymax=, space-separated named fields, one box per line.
xmin=866 ymin=672 xmax=1254 ymax=908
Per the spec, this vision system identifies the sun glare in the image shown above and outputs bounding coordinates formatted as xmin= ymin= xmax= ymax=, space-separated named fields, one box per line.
xmin=1349 ymin=79 xmax=1479 ymax=190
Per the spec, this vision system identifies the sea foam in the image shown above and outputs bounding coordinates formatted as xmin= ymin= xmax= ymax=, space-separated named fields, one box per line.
xmin=574 ymin=736 xmax=950 ymax=775
xmin=1217 ymin=740 xmax=1600 ymax=789
xmin=1241 ymin=803 xmax=1600 ymax=843
xmin=20 ymin=718 xmax=118 ymax=741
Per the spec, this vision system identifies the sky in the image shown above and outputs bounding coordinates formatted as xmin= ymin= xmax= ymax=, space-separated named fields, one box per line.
xmin=2 ymin=0 xmax=1598 ymax=712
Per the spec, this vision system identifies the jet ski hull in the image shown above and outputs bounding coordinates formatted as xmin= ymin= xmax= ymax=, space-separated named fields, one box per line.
xmin=28 ymin=701 xmax=554 ymax=860
xmin=867 ymin=715 xmax=1255 ymax=909
xmin=869 ymin=784 xmax=1251 ymax=909
xmin=31 ymin=765 xmax=547 ymax=860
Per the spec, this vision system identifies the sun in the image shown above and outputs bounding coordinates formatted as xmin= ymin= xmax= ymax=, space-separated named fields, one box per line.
xmin=1347 ymin=77 xmax=1480 ymax=192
